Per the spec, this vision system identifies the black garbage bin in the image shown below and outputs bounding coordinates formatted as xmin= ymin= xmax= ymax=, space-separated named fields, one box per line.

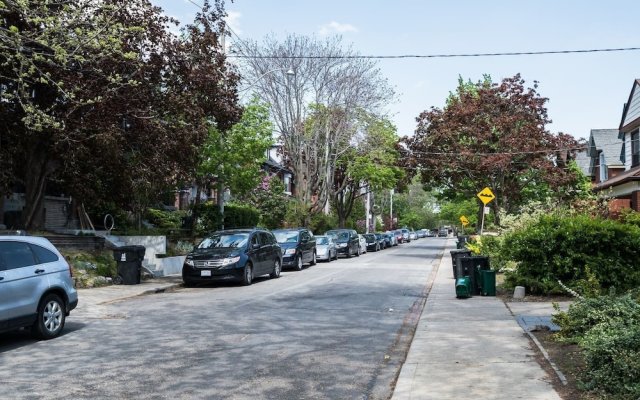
xmin=456 ymin=235 xmax=470 ymax=249
xmin=457 ymin=256 xmax=490 ymax=295
xmin=113 ymin=245 xmax=146 ymax=285
xmin=450 ymin=249 xmax=471 ymax=279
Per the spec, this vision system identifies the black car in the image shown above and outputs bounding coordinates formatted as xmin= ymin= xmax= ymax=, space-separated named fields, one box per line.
xmin=374 ymin=233 xmax=387 ymax=249
xmin=272 ymin=228 xmax=316 ymax=271
xmin=325 ymin=229 xmax=360 ymax=258
xmin=363 ymin=233 xmax=379 ymax=252
xmin=182 ymin=228 xmax=282 ymax=287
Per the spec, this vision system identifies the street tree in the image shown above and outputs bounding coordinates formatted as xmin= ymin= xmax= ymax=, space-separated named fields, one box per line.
xmin=0 ymin=0 xmax=239 ymax=229
xmin=234 ymin=34 xmax=394 ymax=221
xmin=332 ymin=114 xmax=403 ymax=228
xmin=402 ymin=74 xmax=581 ymax=226
xmin=196 ymin=96 xmax=274 ymax=228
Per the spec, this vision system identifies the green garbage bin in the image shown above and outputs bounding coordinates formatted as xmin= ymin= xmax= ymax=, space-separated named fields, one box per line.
xmin=455 ymin=276 xmax=472 ymax=298
xmin=459 ymin=256 xmax=490 ymax=295
xmin=480 ymin=270 xmax=496 ymax=296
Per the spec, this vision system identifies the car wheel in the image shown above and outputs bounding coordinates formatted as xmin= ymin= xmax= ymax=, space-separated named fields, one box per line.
xmin=346 ymin=247 xmax=352 ymax=258
xmin=270 ymin=259 xmax=281 ymax=279
xmin=294 ymin=254 xmax=304 ymax=271
xmin=356 ymin=246 xmax=361 ymax=257
xmin=33 ymin=294 xmax=65 ymax=340
xmin=241 ymin=263 xmax=253 ymax=286
xmin=310 ymin=252 xmax=317 ymax=266
xmin=333 ymin=250 xmax=338 ymax=261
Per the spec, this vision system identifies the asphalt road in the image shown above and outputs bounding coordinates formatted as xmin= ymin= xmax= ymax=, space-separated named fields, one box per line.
xmin=0 ymin=238 xmax=447 ymax=400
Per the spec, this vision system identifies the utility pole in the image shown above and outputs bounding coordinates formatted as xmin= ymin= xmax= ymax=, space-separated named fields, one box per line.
xmin=389 ymin=189 xmax=394 ymax=230
xmin=365 ymin=188 xmax=371 ymax=233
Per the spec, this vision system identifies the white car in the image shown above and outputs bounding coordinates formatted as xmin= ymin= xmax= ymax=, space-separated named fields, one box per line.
xmin=358 ymin=234 xmax=367 ymax=254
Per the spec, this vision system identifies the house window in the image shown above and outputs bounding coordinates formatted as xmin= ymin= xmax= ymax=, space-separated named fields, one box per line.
xmin=632 ymin=129 xmax=640 ymax=167
xmin=599 ymin=152 xmax=608 ymax=182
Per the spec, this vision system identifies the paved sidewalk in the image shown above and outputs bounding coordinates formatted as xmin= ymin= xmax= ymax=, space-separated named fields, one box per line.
xmin=71 ymin=275 xmax=182 ymax=319
xmin=392 ymin=239 xmax=562 ymax=400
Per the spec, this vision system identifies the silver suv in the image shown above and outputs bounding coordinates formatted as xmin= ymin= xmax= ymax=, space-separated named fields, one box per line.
xmin=0 ymin=235 xmax=78 ymax=339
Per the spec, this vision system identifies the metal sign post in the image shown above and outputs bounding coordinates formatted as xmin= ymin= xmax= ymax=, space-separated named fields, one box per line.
xmin=476 ymin=187 xmax=496 ymax=235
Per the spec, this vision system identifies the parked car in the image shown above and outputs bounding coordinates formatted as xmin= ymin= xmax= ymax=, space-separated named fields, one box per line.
xmin=182 ymin=228 xmax=282 ymax=287
xmin=0 ymin=235 xmax=78 ymax=339
xmin=417 ymin=229 xmax=427 ymax=238
xmin=358 ymin=234 xmax=368 ymax=255
xmin=363 ymin=233 xmax=379 ymax=251
xmin=272 ymin=228 xmax=316 ymax=271
xmin=325 ymin=229 xmax=360 ymax=258
xmin=385 ymin=231 xmax=398 ymax=246
xmin=315 ymin=235 xmax=337 ymax=262
xmin=394 ymin=229 xmax=405 ymax=244
xmin=438 ymin=227 xmax=448 ymax=237
xmin=409 ymin=230 xmax=418 ymax=241
xmin=401 ymin=228 xmax=411 ymax=243
xmin=374 ymin=233 xmax=387 ymax=250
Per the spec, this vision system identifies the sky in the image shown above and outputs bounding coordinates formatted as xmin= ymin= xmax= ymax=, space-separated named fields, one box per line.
xmin=152 ymin=0 xmax=640 ymax=140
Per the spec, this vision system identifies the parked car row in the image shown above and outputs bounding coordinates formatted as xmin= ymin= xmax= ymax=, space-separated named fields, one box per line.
xmin=182 ymin=226 xmax=433 ymax=288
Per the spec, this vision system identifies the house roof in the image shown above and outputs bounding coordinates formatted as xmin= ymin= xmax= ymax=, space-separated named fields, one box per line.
xmin=262 ymin=157 xmax=293 ymax=175
xmin=588 ymin=129 xmax=624 ymax=169
xmin=573 ymin=148 xmax=591 ymax=177
xmin=619 ymin=79 xmax=640 ymax=132
xmin=594 ymin=165 xmax=640 ymax=191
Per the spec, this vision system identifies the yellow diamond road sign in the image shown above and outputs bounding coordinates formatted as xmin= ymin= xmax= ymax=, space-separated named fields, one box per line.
xmin=460 ymin=216 xmax=469 ymax=226
xmin=477 ymin=187 xmax=495 ymax=205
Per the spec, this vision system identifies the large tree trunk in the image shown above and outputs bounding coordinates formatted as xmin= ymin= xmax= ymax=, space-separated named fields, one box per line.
xmin=22 ymin=145 xmax=52 ymax=230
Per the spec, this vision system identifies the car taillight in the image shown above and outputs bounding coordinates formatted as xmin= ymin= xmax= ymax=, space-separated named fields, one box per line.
xmin=61 ymin=256 xmax=73 ymax=277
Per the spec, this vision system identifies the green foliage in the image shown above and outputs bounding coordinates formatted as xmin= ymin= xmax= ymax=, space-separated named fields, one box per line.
xmin=309 ymin=212 xmax=338 ymax=235
xmin=224 ymin=204 xmax=260 ymax=229
xmin=193 ymin=202 xmax=260 ymax=233
xmin=236 ymin=174 xmax=288 ymax=229
xmin=393 ymin=178 xmax=439 ymax=229
xmin=198 ymin=96 xmax=274 ymax=198
xmin=145 ymin=208 xmax=186 ymax=230
xmin=553 ymin=293 xmax=640 ymax=398
xmin=502 ymin=214 xmax=640 ymax=295
xmin=62 ymin=250 xmax=117 ymax=288
xmin=619 ymin=208 xmax=640 ymax=228
xmin=193 ymin=202 xmax=221 ymax=234
xmin=438 ymin=198 xmax=485 ymax=228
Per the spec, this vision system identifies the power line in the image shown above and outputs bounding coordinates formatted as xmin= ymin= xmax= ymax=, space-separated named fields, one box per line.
xmin=227 ymin=47 xmax=640 ymax=60
xmin=182 ymin=1 xmax=640 ymax=61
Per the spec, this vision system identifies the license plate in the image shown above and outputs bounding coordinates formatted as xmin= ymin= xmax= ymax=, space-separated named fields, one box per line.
xmin=201 ymin=270 xmax=212 ymax=277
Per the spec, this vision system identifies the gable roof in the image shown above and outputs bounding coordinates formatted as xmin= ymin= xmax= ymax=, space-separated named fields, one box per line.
xmin=594 ymin=165 xmax=640 ymax=191
xmin=620 ymin=79 xmax=640 ymax=132
xmin=573 ymin=148 xmax=591 ymax=177
xmin=588 ymin=129 xmax=624 ymax=169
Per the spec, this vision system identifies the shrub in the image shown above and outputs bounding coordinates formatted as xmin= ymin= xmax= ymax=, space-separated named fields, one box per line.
xmin=223 ymin=203 xmax=260 ymax=229
xmin=62 ymin=250 xmax=117 ymax=288
xmin=502 ymin=214 xmax=640 ymax=295
xmin=553 ymin=294 xmax=640 ymax=340
xmin=553 ymin=293 xmax=640 ymax=398
xmin=309 ymin=212 xmax=337 ymax=234
xmin=145 ymin=208 xmax=185 ymax=230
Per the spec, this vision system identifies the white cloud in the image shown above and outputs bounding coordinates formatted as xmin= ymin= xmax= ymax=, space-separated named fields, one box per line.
xmin=318 ymin=21 xmax=358 ymax=36
xmin=225 ymin=10 xmax=242 ymax=35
